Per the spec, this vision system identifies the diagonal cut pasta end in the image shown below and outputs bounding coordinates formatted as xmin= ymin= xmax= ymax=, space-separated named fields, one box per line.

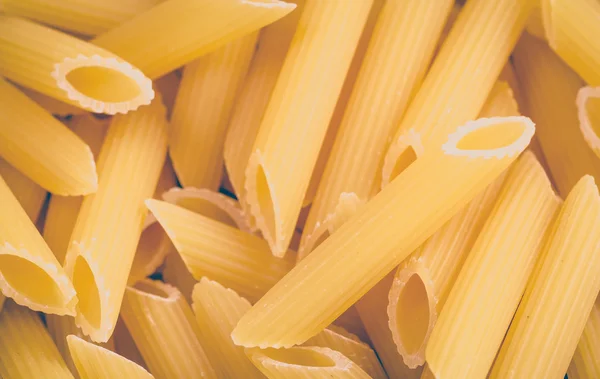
xmin=381 ymin=129 xmax=424 ymax=189
xmin=577 ymin=86 xmax=600 ymax=158
xmin=241 ymin=0 xmax=297 ymax=10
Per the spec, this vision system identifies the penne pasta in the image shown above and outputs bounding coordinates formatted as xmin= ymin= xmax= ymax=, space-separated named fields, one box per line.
xmin=120 ymin=280 xmax=216 ymax=379
xmin=232 ymin=116 xmax=535 ymax=348
xmin=542 ymin=0 xmax=600 ymax=85
xmin=246 ymin=346 xmax=371 ymax=379
xmin=513 ymin=33 xmax=600 ymax=196
xmin=381 ymin=0 xmax=535 ymax=187
xmin=525 ymin=1 xmax=546 ymax=40
xmin=92 ymin=0 xmax=296 ymax=80
xmin=0 ymin=300 xmax=73 ymax=379
xmin=63 ymin=100 xmax=168 ymax=342
xmin=67 ymin=335 xmax=154 ymax=379
xmin=147 ymin=199 xmax=294 ymax=303
xmin=568 ymin=300 xmax=600 ymax=379
xmin=490 ymin=175 xmax=600 ymax=378
xmin=0 ymin=159 xmax=47 ymax=223
xmin=245 ymin=0 xmax=373 ymax=257
xmin=300 ymin=0 xmax=454 ymax=256
xmin=20 ymin=86 xmax=86 ymax=116
xmin=425 ymin=152 xmax=560 ymax=378
xmin=192 ymin=277 xmax=263 ymax=378
xmin=577 ymin=86 xmax=600 ymax=157
xmin=169 ymin=33 xmax=258 ymax=190
xmin=0 ymin=78 xmax=97 ymax=196
xmin=0 ymin=16 xmax=153 ymax=114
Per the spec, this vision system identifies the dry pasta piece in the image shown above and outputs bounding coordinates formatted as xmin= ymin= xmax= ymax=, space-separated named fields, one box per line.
xmin=120 ymin=280 xmax=216 ymax=379
xmin=513 ymin=33 xmax=600 ymax=197
xmin=425 ymin=152 xmax=560 ymax=378
xmin=192 ymin=278 xmax=263 ymax=378
xmin=67 ymin=335 xmax=153 ymax=379
xmin=577 ymin=86 xmax=600 ymax=157
xmin=526 ymin=1 xmax=546 ymax=40
xmin=568 ymin=300 xmax=600 ymax=379
xmin=542 ymin=0 xmax=600 ymax=85
xmin=381 ymin=0 xmax=535 ymax=187
xmin=147 ymin=199 xmax=294 ymax=303
xmin=20 ymin=87 xmax=86 ymax=116
xmin=0 ymin=16 xmax=153 ymax=114
xmin=490 ymin=175 xmax=600 ymax=378
xmin=0 ymin=79 xmax=97 ymax=195
xmin=92 ymin=0 xmax=296 ymax=80
xmin=63 ymin=100 xmax=168 ymax=342
xmin=246 ymin=346 xmax=371 ymax=379
xmin=300 ymin=0 xmax=454 ymax=256
xmin=0 ymin=301 xmax=73 ymax=379
xmin=232 ymin=116 xmax=535 ymax=348
xmin=0 ymin=159 xmax=46 ymax=223
xmin=170 ymin=33 xmax=258 ymax=190
xmin=244 ymin=0 xmax=373 ymax=257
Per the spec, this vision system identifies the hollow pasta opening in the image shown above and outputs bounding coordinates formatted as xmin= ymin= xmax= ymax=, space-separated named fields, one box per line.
xmin=395 ymin=273 xmax=431 ymax=355
xmin=132 ymin=280 xmax=171 ymax=299
xmin=256 ymin=165 xmax=278 ymax=247
xmin=262 ymin=347 xmax=337 ymax=367
xmin=176 ymin=197 xmax=237 ymax=228
xmin=131 ymin=222 xmax=165 ymax=278
xmin=585 ymin=96 xmax=600 ymax=139
xmin=72 ymin=255 xmax=102 ymax=329
xmin=0 ymin=254 xmax=65 ymax=308
xmin=456 ymin=121 xmax=526 ymax=151
xmin=66 ymin=66 xmax=142 ymax=103
xmin=389 ymin=145 xmax=418 ymax=183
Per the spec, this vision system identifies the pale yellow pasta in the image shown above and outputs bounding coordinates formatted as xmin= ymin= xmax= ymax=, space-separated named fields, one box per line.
xmin=20 ymin=87 xmax=86 ymax=116
xmin=1 ymin=0 xmax=162 ymax=36
xmin=381 ymin=0 xmax=535 ymax=187
xmin=0 ymin=78 xmax=96 ymax=195
xmin=245 ymin=0 xmax=373 ymax=257
xmin=300 ymin=0 xmax=454 ymax=256
xmin=192 ymin=277 xmax=263 ymax=378
xmin=147 ymin=199 xmax=294 ymax=303
xmin=0 ymin=159 xmax=46 ymax=223
xmin=0 ymin=16 xmax=153 ymax=114
xmin=577 ymin=86 xmax=600 ymax=157
xmin=153 ymin=71 xmax=181 ymax=119
xmin=513 ymin=33 xmax=600 ymax=197
xmin=425 ymin=152 xmax=560 ymax=378
xmin=542 ymin=0 xmax=600 ymax=85
xmin=170 ymin=33 xmax=258 ymax=190
xmin=67 ymin=335 xmax=154 ymax=379
xmin=63 ymin=100 xmax=168 ymax=342
xmin=120 ymin=280 xmax=216 ymax=379
xmin=232 ymin=117 xmax=535 ymax=348
xmin=92 ymin=0 xmax=296 ymax=80
xmin=568 ymin=301 xmax=600 ymax=379
xmin=526 ymin=1 xmax=546 ymax=40
xmin=0 ymin=301 xmax=73 ymax=379
xmin=113 ymin=318 xmax=147 ymax=370
xmin=246 ymin=346 xmax=371 ymax=379
xmin=490 ymin=176 xmax=600 ymax=379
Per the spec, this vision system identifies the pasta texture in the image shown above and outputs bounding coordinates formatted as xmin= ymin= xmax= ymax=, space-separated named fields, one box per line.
xmin=0 ymin=159 xmax=46 ymax=223
xmin=425 ymin=152 xmax=560 ymax=378
xmin=568 ymin=301 xmax=600 ymax=379
xmin=246 ymin=346 xmax=371 ymax=379
xmin=67 ymin=335 xmax=154 ymax=379
xmin=577 ymin=86 xmax=600 ymax=157
xmin=542 ymin=0 xmax=600 ymax=85
xmin=169 ymin=32 xmax=258 ymax=189
xmin=0 ymin=16 xmax=153 ymax=114
xmin=381 ymin=0 xmax=535 ymax=187
xmin=490 ymin=176 xmax=600 ymax=378
xmin=232 ymin=116 xmax=535 ymax=348
xmin=300 ymin=0 xmax=454 ymax=256
xmin=120 ymin=280 xmax=216 ymax=379
xmin=63 ymin=100 xmax=168 ymax=342
xmin=0 ymin=78 xmax=97 ymax=195
xmin=20 ymin=86 xmax=86 ymax=116
xmin=92 ymin=0 xmax=296 ymax=80
xmin=0 ymin=301 xmax=73 ymax=379
xmin=244 ymin=0 xmax=373 ymax=257
xmin=192 ymin=278 xmax=263 ymax=378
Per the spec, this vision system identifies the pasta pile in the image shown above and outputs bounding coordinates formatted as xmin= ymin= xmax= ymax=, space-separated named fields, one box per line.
xmin=1 ymin=0 xmax=600 ymax=378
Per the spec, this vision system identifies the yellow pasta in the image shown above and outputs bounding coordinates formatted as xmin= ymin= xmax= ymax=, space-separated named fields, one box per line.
xmin=1 ymin=0 xmax=162 ymax=36
xmin=67 ymin=335 xmax=154 ymax=379
xmin=568 ymin=300 xmax=600 ymax=379
xmin=245 ymin=0 xmax=373 ymax=257
xmin=153 ymin=71 xmax=181 ymax=119
xmin=147 ymin=199 xmax=294 ymax=303
xmin=0 ymin=159 xmax=46 ymax=223
xmin=300 ymin=0 xmax=454 ymax=255
xmin=0 ymin=78 xmax=97 ymax=195
xmin=577 ymin=86 xmax=600 ymax=157
xmin=381 ymin=0 xmax=535 ymax=187
xmin=169 ymin=33 xmax=258 ymax=190
xmin=20 ymin=87 xmax=86 ymax=116
xmin=0 ymin=300 xmax=73 ymax=379
xmin=246 ymin=346 xmax=371 ymax=379
xmin=232 ymin=116 xmax=535 ymax=348
xmin=120 ymin=280 xmax=216 ymax=379
xmin=490 ymin=175 xmax=600 ymax=379
xmin=542 ymin=0 xmax=600 ymax=85
xmin=63 ymin=100 xmax=168 ymax=342
xmin=513 ymin=33 xmax=600 ymax=197
xmin=192 ymin=277 xmax=263 ymax=378
xmin=92 ymin=0 xmax=296 ymax=80
xmin=425 ymin=152 xmax=560 ymax=378
xmin=0 ymin=16 xmax=153 ymax=114
xmin=526 ymin=1 xmax=546 ymax=40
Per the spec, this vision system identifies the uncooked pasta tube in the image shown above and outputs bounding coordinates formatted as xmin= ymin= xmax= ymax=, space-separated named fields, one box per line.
xmin=20 ymin=87 xmax=86 ymax=116
xmin=577 ymin=86 xmax=600 ymax=157
xmin=0 ymin=159 xmax=46 ymax=223
xmin=568 ymin=300 xmax=600 ymax=379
